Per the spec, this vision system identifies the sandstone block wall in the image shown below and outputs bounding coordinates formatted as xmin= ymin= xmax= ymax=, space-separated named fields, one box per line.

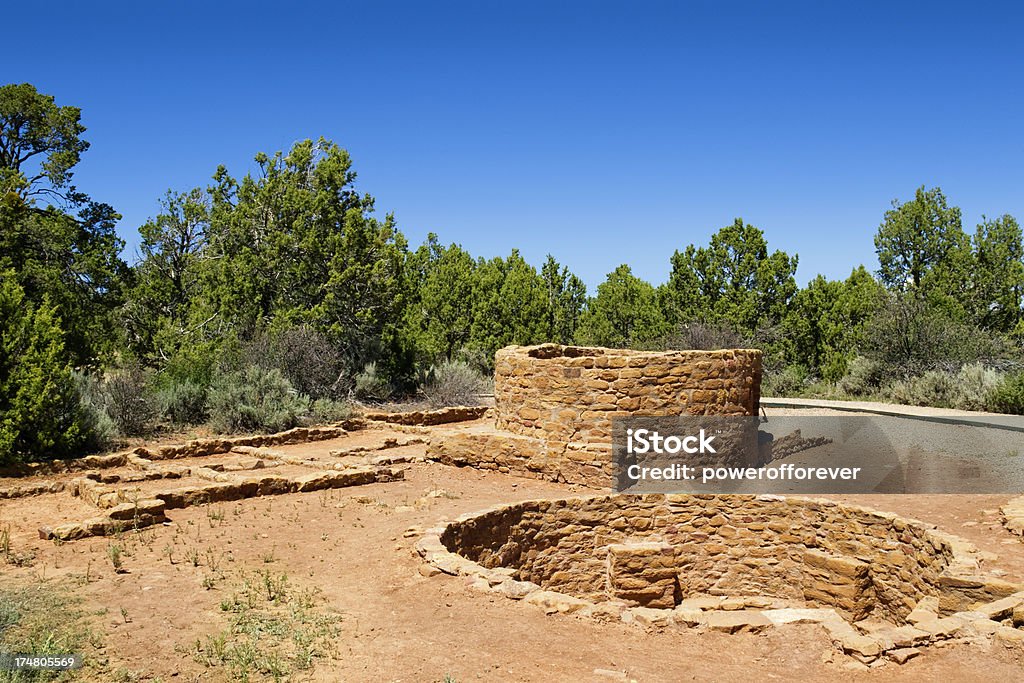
xmin=802 ymin=549 xmax=875 ymax=621
xmin=440 ymin=494 xmax=1019 ymax=622
xmin=428 ymin=344 xmax=764 ymax=487
xmin=607 ymin=541 xmax=679 ymax=608
xmin=494 ymin=345 xmax=763 ymax=445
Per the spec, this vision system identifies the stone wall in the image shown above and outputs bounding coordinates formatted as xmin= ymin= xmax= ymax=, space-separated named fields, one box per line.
xmin=428 ymin=344 xmax=763 ymax=487
xmin=440 ymin=494 xmax=1019 ymax=622
xmin=494 ymin=345 xmax=762 ymax=444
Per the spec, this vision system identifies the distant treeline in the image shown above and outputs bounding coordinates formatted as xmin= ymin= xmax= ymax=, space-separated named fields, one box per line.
xmin=3 ymin=83 xmax=1024 ymax=463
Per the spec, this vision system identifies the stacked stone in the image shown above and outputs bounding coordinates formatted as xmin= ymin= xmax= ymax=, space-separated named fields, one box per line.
xmin=439 ymin=494 xmax=1019 ymax=620
xmin=494 ymin=344 xmax=762 ymax=444
xmin=606 ymin=542 xmax=679 ymax=608
xmin=429 ymin=344 xmax=763 ymax=487
xmin=802 ymin=549 xmax=875 ymax=621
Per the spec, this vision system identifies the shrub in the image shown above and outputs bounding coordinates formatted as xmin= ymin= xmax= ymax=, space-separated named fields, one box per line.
xmin=102 ymin=363 xmax=158 ymax=436
xmin=271 ymin=326 xmax=345 ymax=399
xmin=883 ymin=364 xmax=1003 ymax=411
xmin=309 ymin=398 xmax=352 ymax=424
xmin=837 ymin=356 xmax=887 ymax=396
xmin=157 ymin=379 xmax=209 ymax=426
xmin=864 ymin=295 xmax=1012 ymax=375
xmin=208 ymin=366 xmax=310 ymax=434
xmin=987 ymin=371 xmax=1024 ymax=415
xmin=883 ymin=371 xmax=956 ymax=408
xmin=661 ymin=321 xmax=745 ymax=351
xmin=421 ymin=360 xmax=489 ymax=408
xmin=73 ymin=371 xmax=117 ymax=452
xmin=761 ymin=364 xmax=808 ymax=397
xmin=0 ymin=275 xmax=96 ymax=463
xmin=952 ymin=363 xmax=1003 ymax=411
xmin=353 ymin=362 xmax=391 ymax=402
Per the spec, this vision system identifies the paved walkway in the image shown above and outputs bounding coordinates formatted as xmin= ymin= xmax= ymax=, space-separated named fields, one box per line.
xmin=763 ymin=397 xmax=1024 ymax=432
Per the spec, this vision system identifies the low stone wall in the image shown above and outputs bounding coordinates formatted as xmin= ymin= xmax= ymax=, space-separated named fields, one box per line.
xmin=363 ymin=406 xmax=489 ymax=426
xmin=495 ymin=345 xmax=762 ymax=444
xmin=438 ymin=494 xmax=1017 ymax=622
xmin=420 ymin=494 xmax=1024 ymax=663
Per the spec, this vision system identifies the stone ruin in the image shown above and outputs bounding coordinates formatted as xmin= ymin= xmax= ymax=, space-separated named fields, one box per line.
xmin=417 ymin=343 xmax=1024 ymax=663
xmin=428 ymin=344 xmax=763 ymax=486
xmin=419 ymin=494 xmax=1024 ymax=663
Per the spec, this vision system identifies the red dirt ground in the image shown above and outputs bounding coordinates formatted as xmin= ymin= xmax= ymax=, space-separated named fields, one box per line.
xmin=1 ymin=420 xmax=1023 ymax=682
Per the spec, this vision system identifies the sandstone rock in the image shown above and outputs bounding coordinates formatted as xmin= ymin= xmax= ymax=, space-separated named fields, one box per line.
xmin=496 ymin=580 xmax=538 ymax=600
xmin=624 ymin=607 xmax=672 ymax=629
xmin=106 ymin=499 xmax=165 ymax=521
xmin=703 ymin=610 xmax=771 ymax=634
xmin=672 ymin=607 xmax=705 ymax=627
xmin=887 ymin=647 xmax=920 ymax=664
xmin=606 ymin=542 xmax=678 ymax=609
xmin=525 ymin=590 xmax=589 ymax=614
xmin=974 ymin=593 xmax=1024 ymax=621
xmin=993 ymin=626 xmax=1024 ymax=648
xmin=913 ymin=616 xmax=967 ymax=640
xmin=841 ymin=634 xmax=882 ymax=662
xmin=763 ymin=608 xmax=835 ymax=625
xmin=580 ymin=602 xmax=626 ymax=622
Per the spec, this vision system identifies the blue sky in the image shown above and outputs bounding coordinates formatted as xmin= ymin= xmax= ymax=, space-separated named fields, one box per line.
xmin=5 ymin=1 xmax=1022 ymax=290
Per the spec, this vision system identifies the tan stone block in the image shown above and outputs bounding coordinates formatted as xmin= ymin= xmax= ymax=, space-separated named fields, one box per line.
xmin=704 ymin=610 xmax=771 ymax=633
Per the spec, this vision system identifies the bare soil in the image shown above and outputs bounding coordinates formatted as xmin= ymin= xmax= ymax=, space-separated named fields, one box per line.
xmin=1 ymin=420 xmax=1023 ymax=682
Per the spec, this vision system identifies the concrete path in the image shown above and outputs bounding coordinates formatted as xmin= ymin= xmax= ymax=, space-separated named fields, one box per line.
xmin=763 ymin=397 xmax=1024 ymax=432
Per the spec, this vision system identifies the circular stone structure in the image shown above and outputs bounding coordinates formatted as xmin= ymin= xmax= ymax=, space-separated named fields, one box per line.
xmin=417 ymin=494 xmax=1024 ymax=661
xmin=494 ymin=345 xmax=762 ymax=444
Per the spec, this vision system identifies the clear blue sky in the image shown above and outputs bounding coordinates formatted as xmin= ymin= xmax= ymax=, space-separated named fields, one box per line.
xmin=6 ymin=1 xmax=1023 ymax=290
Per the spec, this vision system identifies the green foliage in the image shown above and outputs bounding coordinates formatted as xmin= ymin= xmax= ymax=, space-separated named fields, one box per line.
xmin=123 ymin=189 xmax=209 ymax=361
xmin=404 ymin=234 xmax=476 ymax=361
xmin=836 ymin=356 xmax=887 ymax=396
xmin=207 ymin=366 xmax=310 ymax=434
xmin=156 ymin=379 xmax=208 ymax=426
xmin=972 ymin=214 xmax=1024 ymax=332
xmin=403 ymin=241 xmax=580 ymax=373
xmin=71 ymin=371 xmax=117 ymax=451
xmin=787 ymin=267 xmax=885 ymax=381
xmin=353 ymin=362 xmax=391 ymax=402
xmin=421 ymin=360 xmax=489 ymax=408
xmin=874 ymin=186 xmax=973 ymax=317
xmin=193 ymin=570 xmax=340 ymax=680
xmin=0 ymin=83 xmax=89 ymax=198
xmin=863 ymin=294 xmax=1011 ymax=376
xmin=541 ymin=255 xmax=587 ymax=345
xmin=469 ymin=250 xmax=549 ymax=359
xmin=577 ymin=265 xmax=669 ymax=347
xmin=0 ymin=273 xmax=94 ymax=463
xmin=987 ymin=371 xmax=1024 ymax=415
xmin=881 ymin=364 xmax=1002 ymax=411
xmin=762 ymin=364 xmax=809 ymax=397
xmin=0 ymin=84 xmax=126 ymax=367
xmin=195 ymin=139 xmax=409 ymax=381
xmin=309 ymin=399 xmax=352 ymax=424
xmin=664 ymin=219 xmax=799 ymax=334
xmin=0 ymin=581 xmax=98 ymax=682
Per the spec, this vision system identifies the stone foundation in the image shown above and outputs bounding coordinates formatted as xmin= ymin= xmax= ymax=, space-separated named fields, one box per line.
xmin=435 ymin=494 xmax=1018 ymax=621
xmin=418 ymin=494 xmax=1024 ymax=663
